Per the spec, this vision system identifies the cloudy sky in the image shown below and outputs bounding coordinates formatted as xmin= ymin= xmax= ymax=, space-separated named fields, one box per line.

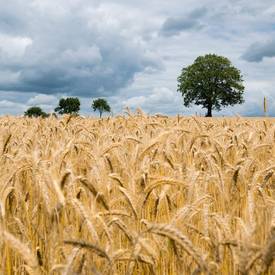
xmin=0 ymin=0 xmax=274 ymax=116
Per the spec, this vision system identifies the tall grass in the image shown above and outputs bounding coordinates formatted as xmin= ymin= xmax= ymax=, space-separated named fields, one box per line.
xmin=0 ymin=113 xmax=274 ymax=274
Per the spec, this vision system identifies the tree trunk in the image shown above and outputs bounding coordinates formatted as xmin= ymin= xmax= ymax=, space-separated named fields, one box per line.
xmin=99 ymin=111 xmax=102 ymax=118
xmin=205 ymin=105 xmax=212 ymax=117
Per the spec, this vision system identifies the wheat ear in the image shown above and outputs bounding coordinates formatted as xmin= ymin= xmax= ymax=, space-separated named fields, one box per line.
xmin=142 ymin=220 xmax=208 ymax=272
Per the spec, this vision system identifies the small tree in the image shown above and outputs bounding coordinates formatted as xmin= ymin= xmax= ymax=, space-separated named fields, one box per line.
xmin=24 ymin=106 xmax=48 ymax=118
xmin=92 ymin=98 xmax=111 ymax=118
xmin=177 ymin=54 xmax=245 ymax=117
xmin=55 ymin=97 xmax=80 ymax=115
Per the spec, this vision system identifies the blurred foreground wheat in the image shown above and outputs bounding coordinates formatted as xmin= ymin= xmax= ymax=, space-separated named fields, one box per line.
xmin=0 ymin=111 xmax=274 ymax=274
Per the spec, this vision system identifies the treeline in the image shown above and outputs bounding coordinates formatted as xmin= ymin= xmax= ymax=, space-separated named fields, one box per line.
xmin=25 ymin=53 xmax=247 ymax=118
xmin=24 ymin=98 xmax=111 ymax=118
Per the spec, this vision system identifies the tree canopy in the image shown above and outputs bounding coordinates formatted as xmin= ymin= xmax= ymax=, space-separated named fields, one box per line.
xmin=177 ymin=54 xmax=245 ymax=117
xmin=55 ymin=97 xmax=80 ymax=115
xmin=92 ymin=98 xmax=111 ymax=118
xmin=24 ymin=106 xmax=48 ymax=118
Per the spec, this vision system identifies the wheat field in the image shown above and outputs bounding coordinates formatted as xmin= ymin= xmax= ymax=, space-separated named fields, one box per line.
xmin=0 ymin=111 xmax=274 ymax=274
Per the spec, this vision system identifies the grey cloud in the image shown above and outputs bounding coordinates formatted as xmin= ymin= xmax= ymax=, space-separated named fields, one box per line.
xmin=0 ymin=0 xmax=161 ymax=97
xmin=242 ymin=40 xmax=275 ymax=62
xmin=160 ymin=7 xmax=207 ymax=36
xmin=0 ymin=1 xmax=28 ymax=35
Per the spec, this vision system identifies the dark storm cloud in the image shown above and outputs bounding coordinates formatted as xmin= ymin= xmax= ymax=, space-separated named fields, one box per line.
xmin=242 ymin=40 xmax=275 ymax=62
xmin=160 ymin=7 xmax=207 ymax=36
xmin=0 ymin=0 xmax=161 ymax=97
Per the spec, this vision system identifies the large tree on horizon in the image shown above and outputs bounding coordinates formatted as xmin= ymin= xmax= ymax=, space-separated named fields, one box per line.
xmin=177 ymin=54 xmax=245 ymax=117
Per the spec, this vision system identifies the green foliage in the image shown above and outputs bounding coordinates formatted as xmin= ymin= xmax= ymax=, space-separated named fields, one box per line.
xmin=24 ymin=107 xmax=48 ymax=118
xmin=92 ymin=98 xmax=111 ymax=118
xmin=177 ymin=54 xmax=245 ymax=117
xmin=55 ymin=97 xmax=80 ymax=115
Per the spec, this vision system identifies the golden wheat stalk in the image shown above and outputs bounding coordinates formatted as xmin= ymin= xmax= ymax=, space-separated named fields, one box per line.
xmin=1 ymin=230 xmax=41 ymax=275
xmin=142 ymin=220 xmax=209 ymax=272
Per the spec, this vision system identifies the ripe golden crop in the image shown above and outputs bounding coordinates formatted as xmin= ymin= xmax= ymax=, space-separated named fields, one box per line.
xmin=0 ymin=113 xmax=274 ymax=274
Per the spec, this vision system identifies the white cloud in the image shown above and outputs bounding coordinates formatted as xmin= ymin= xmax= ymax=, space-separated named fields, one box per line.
xmin=121 ymin=87 xmax=183 ymax=115
xmin=0 ymin=34 xmax=32 ymax=59
xmin=27 ymin=94 xmax=57 ymax=105
xmin=0 ymin=100 xmax=26 ymax=115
